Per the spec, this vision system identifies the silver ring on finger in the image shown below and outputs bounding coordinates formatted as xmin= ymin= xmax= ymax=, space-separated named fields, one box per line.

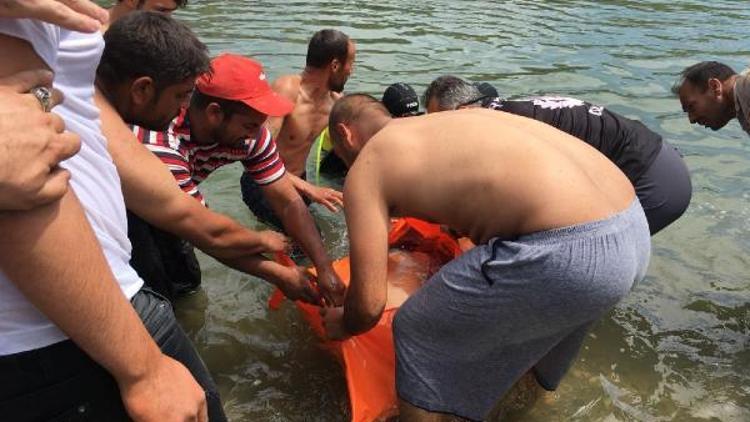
xmin=31 ymin=86 xmax=53 ymax=112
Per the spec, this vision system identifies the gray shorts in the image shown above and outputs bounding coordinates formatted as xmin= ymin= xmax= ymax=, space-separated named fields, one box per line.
xmin=393 ymin=199 xmax=651 ymax=421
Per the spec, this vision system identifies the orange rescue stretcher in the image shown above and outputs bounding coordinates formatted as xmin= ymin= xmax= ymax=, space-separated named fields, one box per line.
xmin=268 ymin=218 xmax=463 ymax=421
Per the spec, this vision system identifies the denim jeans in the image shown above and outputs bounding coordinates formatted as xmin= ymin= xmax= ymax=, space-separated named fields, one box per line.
xmin=0 ymin=289 xmax=226 ymax=421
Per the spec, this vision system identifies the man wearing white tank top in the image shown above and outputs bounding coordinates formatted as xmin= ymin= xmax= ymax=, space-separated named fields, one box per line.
xmin=0 ymin=10 xmax=222 ymax=422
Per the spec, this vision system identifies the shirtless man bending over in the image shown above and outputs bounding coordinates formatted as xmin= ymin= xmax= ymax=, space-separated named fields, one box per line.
xmin=322 ymin=94 xmax=651 ymax=421
xmin=241 ymin=29 xmax=355 ymax=227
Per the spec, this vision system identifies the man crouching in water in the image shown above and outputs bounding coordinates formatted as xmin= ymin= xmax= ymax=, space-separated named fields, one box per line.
xmin=322 ymin=94 xmax=651 ymax=421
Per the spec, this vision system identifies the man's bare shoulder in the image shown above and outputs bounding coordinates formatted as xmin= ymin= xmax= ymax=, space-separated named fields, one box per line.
xmin=271 ymin=74 xmax=302 ymax=102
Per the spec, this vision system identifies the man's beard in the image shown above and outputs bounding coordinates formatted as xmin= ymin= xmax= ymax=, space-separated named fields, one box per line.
xmin=330 ymin=79 xmax=346 ymax=93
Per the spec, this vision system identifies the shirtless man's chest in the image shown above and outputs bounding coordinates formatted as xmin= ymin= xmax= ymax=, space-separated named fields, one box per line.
xmin=276 ymin=88 xmax=337 ymax=176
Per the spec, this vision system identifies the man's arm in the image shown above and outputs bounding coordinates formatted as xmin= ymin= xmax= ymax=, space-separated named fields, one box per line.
xmin=0 ymin=193 xmax=207 ymax=420
xmin=261 ymin=174 xmax=346 ymax=305
xmin=98 ymin=94 xmax=322 ymax=304
xmin=0 ymin=31 xmax=206 ymax=421
xmin=96 ymin=91 xmax=285 ymax=259
xmin=324 ymin=161 xmax=390 ymax=338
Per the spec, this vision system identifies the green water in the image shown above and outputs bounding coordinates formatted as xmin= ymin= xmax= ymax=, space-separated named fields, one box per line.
xmin=169 ymin=1 xmax=750 ymax=420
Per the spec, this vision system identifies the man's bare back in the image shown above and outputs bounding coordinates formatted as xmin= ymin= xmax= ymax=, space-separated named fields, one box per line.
xmin=346 ymin=108 xmax=635 ymax=244
xmin=270 ymin=74 xmax=340 ymax=176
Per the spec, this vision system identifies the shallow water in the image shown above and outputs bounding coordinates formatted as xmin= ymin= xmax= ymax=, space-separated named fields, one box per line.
xmin=170 ymin=1 xmax=750 ymax=420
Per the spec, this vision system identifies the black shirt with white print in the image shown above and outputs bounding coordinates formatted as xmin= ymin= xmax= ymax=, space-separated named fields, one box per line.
xmin=484 ymin=96 xmax=662 ymax=182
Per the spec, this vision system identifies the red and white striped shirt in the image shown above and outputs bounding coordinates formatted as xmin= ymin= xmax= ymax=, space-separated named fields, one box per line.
xmin=133 ymin=108 xmax=286 ymax=204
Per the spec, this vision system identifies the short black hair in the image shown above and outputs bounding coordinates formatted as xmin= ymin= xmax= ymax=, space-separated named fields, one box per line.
xmin=306 ymin=29 xmax=351 ymax=69
xmin=97 ymin=11 xmax=209 ymax=93
xmin=329 ymin=93 xmax=388 ymax=145
xmin=189 ymin=89 xmax=249 ymax=119
xmin=672 ymin=61 xmax=737 ymax=95
xmin=424 ymin=75 xmax=484 ymax=111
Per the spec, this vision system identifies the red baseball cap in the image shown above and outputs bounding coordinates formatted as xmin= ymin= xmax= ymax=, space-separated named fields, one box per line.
xmin=196 ymin=53 xmax=294 ymax=117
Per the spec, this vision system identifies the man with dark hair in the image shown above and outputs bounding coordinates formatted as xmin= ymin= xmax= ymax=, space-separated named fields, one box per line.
xmin=240 ymin=29 xmax=355 ymax=227
xmin=131 ymin=52 xmax=345 ymax=306
xmin=98 ymin=11 xmax=206 ymax=130
xmin=107 ymin=0 xmax=185 ymax=28
xmin=673 ymin=61 xmax=750 ymax=136
xmin=323 ymin=93 xmax=650 ymax=421
xmin=96 ymin=12 xmax=304 ymax=307
xmin=425 ymin=75 xmax=692 ymax=235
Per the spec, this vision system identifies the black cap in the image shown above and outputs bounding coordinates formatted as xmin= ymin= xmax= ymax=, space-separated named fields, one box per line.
xmin=382 ymin=83 xmax=422 ymax=117
xmin=473 ymin=82 xmax=499 ymax=99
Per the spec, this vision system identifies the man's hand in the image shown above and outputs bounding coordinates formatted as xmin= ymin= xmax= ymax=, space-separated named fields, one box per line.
xmin=119 ymin=354 xmax=208 ymax=422
xmin=257 ymin=230 xmax=290 ymax=254
xmin=321 ymin=306 xmax=350 ymax=341
xmin=302 ymin=184 xmax=344 ymax=213
xmin=275 ymin=265 xmax=322 ymax=305
xmin=304 ymin=184 xmax=344 ymax=213
xmin=0 ymin=70 xmax=80 ymax=211
xmin=315 ymin=265 xmax=346 ymax=306
xmin=0 ymin=0 xmax=108 ymax=33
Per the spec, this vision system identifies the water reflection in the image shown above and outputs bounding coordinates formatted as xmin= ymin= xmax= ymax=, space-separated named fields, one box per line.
xmin=170 ymin=1 xmax=750 ymax=420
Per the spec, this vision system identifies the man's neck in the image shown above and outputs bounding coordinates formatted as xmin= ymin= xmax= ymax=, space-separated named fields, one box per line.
xmin=185 ymin=107 xmax=213 ymax=145
xmin=299 ymin=67 xmax=333 ymax=99
xmin=95 ymin=78 xmax=129 ymax=120
xmin=725 ymin=74 xmax=739 ymax=116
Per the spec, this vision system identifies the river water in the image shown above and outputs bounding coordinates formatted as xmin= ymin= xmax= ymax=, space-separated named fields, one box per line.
xmin=170 ymin=1 xmax=750 ymax=420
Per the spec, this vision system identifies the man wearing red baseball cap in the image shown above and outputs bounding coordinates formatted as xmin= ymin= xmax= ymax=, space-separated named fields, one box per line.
xmin=132 ymin=53 xmax=345 ymax=306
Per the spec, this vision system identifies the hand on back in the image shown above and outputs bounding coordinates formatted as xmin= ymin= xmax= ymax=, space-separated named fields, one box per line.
xmin=0 ymin=0 xmax=108 ymax=32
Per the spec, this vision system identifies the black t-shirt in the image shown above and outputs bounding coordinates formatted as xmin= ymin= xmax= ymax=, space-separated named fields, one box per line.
xmin=484 ymin=96 xmax=662 ymax=182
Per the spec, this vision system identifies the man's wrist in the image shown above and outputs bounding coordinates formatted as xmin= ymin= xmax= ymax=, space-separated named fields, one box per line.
xmin=111 ymin=337 xmax=163 ymax=387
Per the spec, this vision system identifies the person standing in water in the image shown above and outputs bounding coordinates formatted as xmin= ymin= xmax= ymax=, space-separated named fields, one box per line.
xmin=322 ymin=94 xmax=651 ymax=421
xmin=240 ymin=29 xmax=355 ymax=227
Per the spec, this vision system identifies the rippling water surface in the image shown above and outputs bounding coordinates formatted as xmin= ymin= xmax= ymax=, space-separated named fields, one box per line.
xmin=168 ymin=1 xmax=750 ymax=420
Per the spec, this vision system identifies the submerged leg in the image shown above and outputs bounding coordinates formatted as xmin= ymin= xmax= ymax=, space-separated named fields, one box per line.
xmin=485 ymin=371 xmax=547 ymax=421
xmin=398 ymin=399 xmax=472 ymax=422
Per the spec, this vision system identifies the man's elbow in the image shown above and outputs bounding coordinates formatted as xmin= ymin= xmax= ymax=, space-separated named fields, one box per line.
xmin=344 ymin=303 xmax=385 ymax=336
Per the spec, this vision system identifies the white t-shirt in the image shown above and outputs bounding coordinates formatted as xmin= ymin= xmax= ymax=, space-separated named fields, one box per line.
xmin=0 ymin=19 xmax=144 ymax=355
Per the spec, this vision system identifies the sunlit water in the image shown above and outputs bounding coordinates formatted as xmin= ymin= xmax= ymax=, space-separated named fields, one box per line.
xmin=165 ymin=1 xmax=750 ymax=420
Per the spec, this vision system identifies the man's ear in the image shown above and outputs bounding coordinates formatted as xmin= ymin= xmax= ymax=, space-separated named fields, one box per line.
xmin=708 ymin=78 xmax=724 ymax=98
xmin=205 ymin=102 xmax=225 ymax=126
xmin=330 ymin=58 xmax=341 ymax=73
xmin=130 ymin=76 xmax=155 ymax=107
xmin=336 ymin=122 xmax=354 ymax=148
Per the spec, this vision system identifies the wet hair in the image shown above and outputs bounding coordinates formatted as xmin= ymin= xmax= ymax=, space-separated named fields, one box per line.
xmin=306 ymin=29 xmax=351 ymax=69
xmin=117 ymin=0 xmax=188 ymax=7
xmin=97 ymin=11 xmax=209 ymax=93
xmin=190 ymin=90 xmax=249 ymax=119
xmin=329 ymin=93 xmax=389 ymax=146
xmin=424 ymin=75 xmax=484 ymax=111
xmin=671 ymin=61 xmax=737 ymax=94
